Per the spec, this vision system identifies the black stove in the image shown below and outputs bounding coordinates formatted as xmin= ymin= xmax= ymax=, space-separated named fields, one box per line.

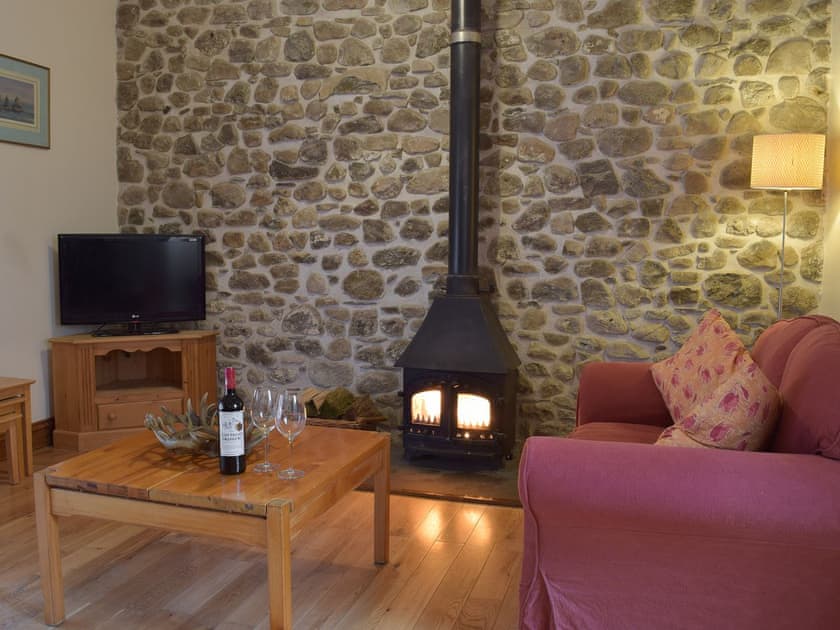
xmin=395 ymin=0 xmax=520 ymax=467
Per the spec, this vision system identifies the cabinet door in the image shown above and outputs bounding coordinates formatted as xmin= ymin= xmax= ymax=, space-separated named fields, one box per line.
xmin=181 ymin=337 xmax=219 ymax=407
xmin=52 ymin=342 xmax=98 ymax=433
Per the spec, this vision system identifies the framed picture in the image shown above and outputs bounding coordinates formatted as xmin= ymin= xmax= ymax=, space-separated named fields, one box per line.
xmin=0 ymin=53 xmax=49 ymax=149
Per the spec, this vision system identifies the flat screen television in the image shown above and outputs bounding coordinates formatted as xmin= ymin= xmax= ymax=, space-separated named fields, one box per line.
xmin=58 ymin=233 xmax=206 ymax=335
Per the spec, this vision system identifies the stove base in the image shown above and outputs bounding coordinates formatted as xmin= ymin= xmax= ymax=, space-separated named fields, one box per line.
xmin=403 ymin=432 xmax=506 ymax=469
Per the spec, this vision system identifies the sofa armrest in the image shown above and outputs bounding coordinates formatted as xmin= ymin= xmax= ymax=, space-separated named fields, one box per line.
xmin=518 ymin=437 xmax=840 ymax=630
xmin=576 ymin=361 xmax=671 ymax=427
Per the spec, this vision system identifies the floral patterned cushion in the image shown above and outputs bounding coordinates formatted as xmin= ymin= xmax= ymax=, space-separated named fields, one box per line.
xmin=655 ymin=352 xmax=781 ymax=450
xmin=654 ymin=425 xmax=707 ymax=448
xmin=650 ymin=309 xmax=744 ymax=424
xmin=679 ymin=353 xmax=780 ymax=450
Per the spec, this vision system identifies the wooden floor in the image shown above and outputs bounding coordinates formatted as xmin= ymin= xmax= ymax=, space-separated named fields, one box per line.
xmin=0 ymin=448 xmax=522 ymax=629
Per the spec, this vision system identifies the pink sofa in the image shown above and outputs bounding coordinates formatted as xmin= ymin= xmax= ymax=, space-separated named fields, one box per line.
xmin=518 ymin=315 xmax=840 ymax=629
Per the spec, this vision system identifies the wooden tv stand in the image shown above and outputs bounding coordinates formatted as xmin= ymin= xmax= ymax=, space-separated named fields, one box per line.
xmin=49 ymin=331 xmax=217 ymax=451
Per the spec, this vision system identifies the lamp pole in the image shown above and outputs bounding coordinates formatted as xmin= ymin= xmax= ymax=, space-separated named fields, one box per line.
xmin=778 ymin=190 xmax=788 ymax=319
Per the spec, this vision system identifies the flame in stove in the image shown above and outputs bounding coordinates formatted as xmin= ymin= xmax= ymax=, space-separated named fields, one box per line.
xmin=457 ymin=393 xmax=491 ymax=430
xmin=411 ymin=389 xmax=441 ymax=425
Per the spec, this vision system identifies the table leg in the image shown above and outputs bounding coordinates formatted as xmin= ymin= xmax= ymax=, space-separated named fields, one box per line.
xmin=5 ymin=420 xmax=21 ymax=484
xmin=23 ymin=388 xmax=33 ymax=476
xmin=373 ymin=444 xmax=390 ymax=565
xmin=266 ymin=500 xmax=292 ymax=630
xmin=34 ymin=471 xmax=64 ymax=625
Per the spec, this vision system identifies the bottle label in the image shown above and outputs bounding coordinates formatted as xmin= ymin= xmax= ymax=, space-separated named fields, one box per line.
xmin=219 ymin=410 xmax=245 ymax=457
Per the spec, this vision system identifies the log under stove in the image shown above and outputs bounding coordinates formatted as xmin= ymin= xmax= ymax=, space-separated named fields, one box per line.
xmin=395 ymin=0 xmax=520 ymax=467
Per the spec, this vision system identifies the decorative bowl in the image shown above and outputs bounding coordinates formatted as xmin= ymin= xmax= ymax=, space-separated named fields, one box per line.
xmin=144 ymin=393 xmax=265 ymax=457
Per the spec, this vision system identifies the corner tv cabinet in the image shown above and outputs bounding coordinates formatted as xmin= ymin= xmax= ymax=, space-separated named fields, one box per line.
xmin=49 ymin=331 xmax=217 ymax=451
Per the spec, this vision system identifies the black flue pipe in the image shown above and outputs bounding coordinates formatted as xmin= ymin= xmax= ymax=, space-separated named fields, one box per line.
xmin=446 ymin=0 xmax=482 ymax=296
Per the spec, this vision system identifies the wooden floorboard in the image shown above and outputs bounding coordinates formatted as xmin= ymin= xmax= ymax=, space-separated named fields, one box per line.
xmin=0 ymin=447 xmax=522 ymax=629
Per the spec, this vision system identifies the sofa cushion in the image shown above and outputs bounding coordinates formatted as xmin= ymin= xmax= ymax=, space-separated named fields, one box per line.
xmin=569 ymin=422 xmax=664 ymax=444
xmin=651 ymin=309 xmax=744 ymax=424
xmin=772 ymin=321 xmax=840 ymax=458
xmin=656 ymin=352 xmax=780 ymax=451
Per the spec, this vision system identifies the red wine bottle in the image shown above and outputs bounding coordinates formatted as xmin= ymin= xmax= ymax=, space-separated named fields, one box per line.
xmin=218 ymin=367 xmax=246 ymax=475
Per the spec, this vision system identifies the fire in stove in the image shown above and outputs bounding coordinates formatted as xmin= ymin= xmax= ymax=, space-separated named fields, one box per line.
xmin=411 ymin=390 xmax=441 ymax=425
xmin=456 ymin=393 xmax=490 ymax=430
xmin=410 ymin=390 xmax=492 ymax=430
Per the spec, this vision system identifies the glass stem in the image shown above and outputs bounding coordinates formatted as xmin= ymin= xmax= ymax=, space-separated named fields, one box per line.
xmin=289 ymin=437 xmax=294 ymax=471
xmin=264 ymin=433 xmax=270 ymax=466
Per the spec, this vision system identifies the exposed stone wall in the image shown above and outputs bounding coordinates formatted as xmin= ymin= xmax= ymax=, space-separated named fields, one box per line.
xmin=115 ymin=0 xmax=829 ymax=438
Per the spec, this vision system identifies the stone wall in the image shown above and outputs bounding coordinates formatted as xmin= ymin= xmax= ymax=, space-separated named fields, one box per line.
xmin=115 ymin=0 xmax=829 ymax=438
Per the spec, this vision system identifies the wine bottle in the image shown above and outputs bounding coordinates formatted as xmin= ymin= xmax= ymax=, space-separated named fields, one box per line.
xmin=218 ymin=367 xmax=246 ymax=475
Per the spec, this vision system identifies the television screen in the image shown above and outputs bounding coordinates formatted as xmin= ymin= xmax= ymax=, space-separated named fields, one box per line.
xmin=58 ymin=233 xmax=206 ymax=331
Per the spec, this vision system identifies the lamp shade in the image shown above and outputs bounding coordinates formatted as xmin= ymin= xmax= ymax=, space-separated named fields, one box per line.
xmin=750 ymin=133 xmax=825 ymax=190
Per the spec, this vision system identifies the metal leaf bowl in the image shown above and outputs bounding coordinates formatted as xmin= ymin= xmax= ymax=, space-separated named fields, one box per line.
xmin=144 ymin=393 xmax=265 ymax=457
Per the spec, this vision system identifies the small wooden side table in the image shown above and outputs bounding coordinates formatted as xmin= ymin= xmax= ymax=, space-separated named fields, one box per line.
xmin=0 ymin=377 xmax=35 ymax=482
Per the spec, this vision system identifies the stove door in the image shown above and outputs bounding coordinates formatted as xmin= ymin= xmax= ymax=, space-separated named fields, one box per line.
xmin=455 ymin=392 xmax=491 ymax=431
xmin=410 ymin=388 xmax=442 ymax=426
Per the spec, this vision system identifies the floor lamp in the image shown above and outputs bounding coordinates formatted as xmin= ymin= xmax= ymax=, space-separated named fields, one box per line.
xmin=750 ymin=133 xmax=825 ymax=319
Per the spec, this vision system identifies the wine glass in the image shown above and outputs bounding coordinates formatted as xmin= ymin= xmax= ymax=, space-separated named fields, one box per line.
xmin=250 ymin=386 xmax=278 ymax=473
xmin=276 ymin=389 xmax=306 ymax=480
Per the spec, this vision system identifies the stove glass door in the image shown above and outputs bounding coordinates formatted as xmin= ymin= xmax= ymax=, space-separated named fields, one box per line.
xmin=456 ymin=392 xmax=491 ymax=431
xmin=411 ymin=389 xmax=442 ymax=425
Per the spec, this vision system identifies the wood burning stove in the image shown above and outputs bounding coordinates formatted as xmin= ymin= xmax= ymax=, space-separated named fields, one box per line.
xmin=397 ymin=292 xmax=519 ymax=465
xmin=395 ymin=0 xmax=520 ymax=467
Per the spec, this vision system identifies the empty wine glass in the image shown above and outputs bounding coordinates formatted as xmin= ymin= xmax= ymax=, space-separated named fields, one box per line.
xmin=276 ymin=389 xmax=306 ymax=480
xmin=250 ymin=386 xmax=278 ymax=473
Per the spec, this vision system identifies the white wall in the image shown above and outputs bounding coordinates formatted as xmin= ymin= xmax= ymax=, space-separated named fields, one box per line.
xmin=0 ymin=1 xmax=118 ymax=422
xmin=822 ymin=1 xmax=840 ymax=318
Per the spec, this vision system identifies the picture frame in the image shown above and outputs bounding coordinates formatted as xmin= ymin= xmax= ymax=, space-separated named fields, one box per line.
xmin=0 ymin=53 xmax=49 ymax=149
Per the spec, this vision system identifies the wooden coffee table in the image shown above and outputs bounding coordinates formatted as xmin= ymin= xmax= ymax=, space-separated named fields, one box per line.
xmin=34 ymin=426 xmax=390 ymax=629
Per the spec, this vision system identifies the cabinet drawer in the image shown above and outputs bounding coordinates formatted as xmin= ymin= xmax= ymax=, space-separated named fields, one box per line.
xmin=98 ymin=398 xmax=183 ymax=430
xmin=0 ymin=397 xmax=23 ymax=417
